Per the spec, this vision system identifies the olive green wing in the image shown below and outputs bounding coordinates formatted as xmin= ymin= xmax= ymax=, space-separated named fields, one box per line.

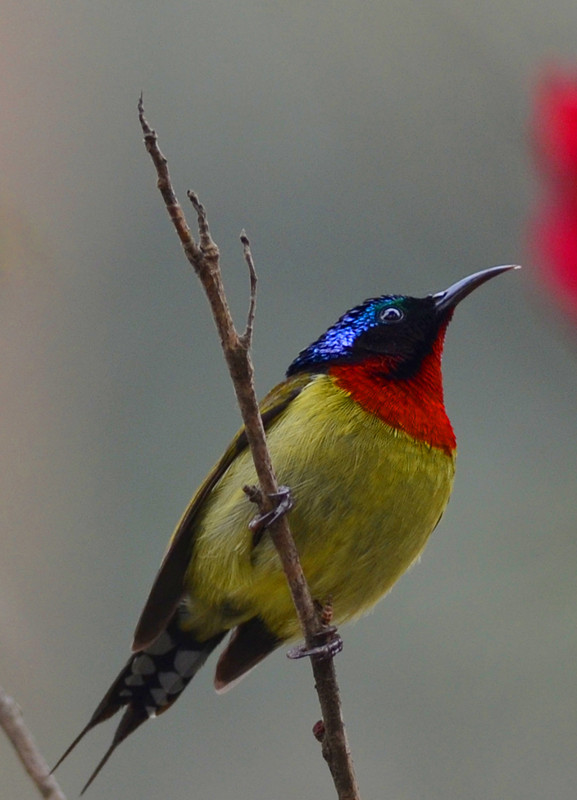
xmin=132 ymin=371 xmax=313 ymax=651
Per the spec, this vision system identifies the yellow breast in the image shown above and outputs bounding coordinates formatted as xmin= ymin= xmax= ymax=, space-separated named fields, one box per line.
xmin=186 ymin=374 xmax=456 ymax=641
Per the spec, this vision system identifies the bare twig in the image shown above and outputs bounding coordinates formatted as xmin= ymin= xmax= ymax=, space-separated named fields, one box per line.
xmin=0 ymin=685 xmax=67 ymax=800
xmin=138 ymin=97 xmax=361 ymax=800
xmin=239 ymin=230 xmax=257 ymax=346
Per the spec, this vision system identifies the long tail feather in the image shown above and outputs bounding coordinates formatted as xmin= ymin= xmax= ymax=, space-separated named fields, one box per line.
xmin=80 ymin=705 xmax=149 ymax=795
xmin=54 ymin=613 xmax=225 ymax=790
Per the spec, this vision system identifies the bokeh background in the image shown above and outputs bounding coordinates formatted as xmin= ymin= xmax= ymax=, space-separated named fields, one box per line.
xmin=1 ymin=2 xmax=576 ymax=799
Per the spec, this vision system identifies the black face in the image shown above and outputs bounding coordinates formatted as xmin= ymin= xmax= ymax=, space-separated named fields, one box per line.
xmin=286 ymin=266 xmax=519 ymax=378
xmin=351 ymin=295 xmax=445 ymax=363
xmin=287 ymin=294 xmax=447 ymax=378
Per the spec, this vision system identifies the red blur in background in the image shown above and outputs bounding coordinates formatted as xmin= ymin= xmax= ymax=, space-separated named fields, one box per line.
xmin=531 ymin=68 xmax=577 ymax=322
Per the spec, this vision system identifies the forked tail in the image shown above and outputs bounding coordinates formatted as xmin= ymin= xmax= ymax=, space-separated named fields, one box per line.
xmin=53 ymin=613 xmax=225 ymax=794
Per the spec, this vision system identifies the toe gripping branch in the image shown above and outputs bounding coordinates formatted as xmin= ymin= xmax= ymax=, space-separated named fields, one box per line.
xmin=246 ymin=484 xmax=294 ymax=547
xmin=287 ymin=599 xmax=344 ymax=662
xmin=286 ymin=625 xmax=343 ymax=662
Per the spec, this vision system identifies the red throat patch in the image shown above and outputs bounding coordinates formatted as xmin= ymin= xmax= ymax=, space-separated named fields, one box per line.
xmin=329 ymin=330 xmax=456 ymax=455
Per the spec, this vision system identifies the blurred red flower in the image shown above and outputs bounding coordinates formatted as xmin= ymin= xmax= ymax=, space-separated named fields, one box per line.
xmin=531 ymin=68 xmax=577 ymax=320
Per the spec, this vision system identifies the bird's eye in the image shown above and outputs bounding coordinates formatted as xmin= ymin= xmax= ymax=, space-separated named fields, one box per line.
xmin=379 ymin=307 xmax=404 ymax=323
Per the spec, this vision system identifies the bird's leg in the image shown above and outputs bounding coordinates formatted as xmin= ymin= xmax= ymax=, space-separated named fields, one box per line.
xmin=245 ymin=484 xmax=294 ymax=547
xmin=245 ymin=489 xmax=342 ymax=659
xmin=286 ymin=598 xmax=343 ymax=661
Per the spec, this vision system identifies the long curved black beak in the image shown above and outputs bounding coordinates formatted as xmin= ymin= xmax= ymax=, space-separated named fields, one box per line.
xmin=433 ymin=265 xmax=520 ymax=315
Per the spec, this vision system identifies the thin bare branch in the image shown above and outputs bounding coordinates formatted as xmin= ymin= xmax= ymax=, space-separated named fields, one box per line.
xmin=0 ymin=685 xmax=67 ymax=800
xmin=138 ymin=95 xmax=201 ymax=265
xmin=139 ymin=99 xmax=361 ymax=800
xmin=239 ymin=230 xmax=257 ymax=348
xmin=187 ymin=191 xmax=217 ymax=256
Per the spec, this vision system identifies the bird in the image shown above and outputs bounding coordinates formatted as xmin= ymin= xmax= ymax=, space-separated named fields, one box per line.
xmin=54 ymin=264 xmax=518 ymax=793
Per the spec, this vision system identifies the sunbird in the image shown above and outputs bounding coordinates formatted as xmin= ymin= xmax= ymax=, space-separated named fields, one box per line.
xmin=55 ymin=264 xmax=518 ymax=792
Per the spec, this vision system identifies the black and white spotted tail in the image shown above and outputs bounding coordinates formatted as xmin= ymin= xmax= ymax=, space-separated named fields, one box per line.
xmin=53 ymin=615 xmax=225 ymax=794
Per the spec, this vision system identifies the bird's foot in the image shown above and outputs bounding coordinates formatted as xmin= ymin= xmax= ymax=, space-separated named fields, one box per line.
xmin=246 ymin=485 xmax=294 ymax=543
xmin=286 ymin=626 xmax=343 ymax=661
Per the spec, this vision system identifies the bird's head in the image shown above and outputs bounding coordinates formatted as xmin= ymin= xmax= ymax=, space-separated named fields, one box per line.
xmin=287 ymin=265 xmax=519 ymax=378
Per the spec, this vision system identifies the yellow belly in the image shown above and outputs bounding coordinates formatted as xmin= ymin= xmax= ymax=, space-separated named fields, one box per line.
xmin=186 ymin=374 xmax=456 ymax=641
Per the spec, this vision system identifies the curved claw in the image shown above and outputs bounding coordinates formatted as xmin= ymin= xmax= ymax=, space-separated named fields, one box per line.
xmin=249 ymin=485 xmax=294 ymax=546
xmin=286 ymin=627 xmax=343 ymax=662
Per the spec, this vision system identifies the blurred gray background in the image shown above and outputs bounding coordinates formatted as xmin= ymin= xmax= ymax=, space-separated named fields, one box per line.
xmin=1 ymin=2 xmax=576 ymax=799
